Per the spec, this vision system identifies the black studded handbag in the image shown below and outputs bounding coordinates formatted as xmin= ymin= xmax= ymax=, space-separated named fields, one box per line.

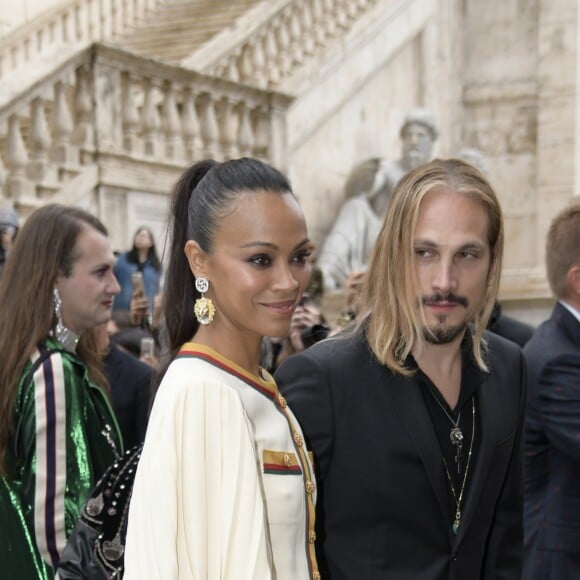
xmin=57 ymin=443 xmax=143 ymax=579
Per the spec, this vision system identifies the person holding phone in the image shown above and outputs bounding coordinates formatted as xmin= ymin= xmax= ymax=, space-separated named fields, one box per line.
xmin=113 ymin=226 xmax=162 ymax=318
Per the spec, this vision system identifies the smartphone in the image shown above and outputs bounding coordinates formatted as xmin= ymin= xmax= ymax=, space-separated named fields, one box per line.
xmin=298 ymin=292 xmax=310 ymax=307
xmin=140 ymin=337 xmax=155 ymax=359
xmin=131 ymin=271 xmax=144 ymax=296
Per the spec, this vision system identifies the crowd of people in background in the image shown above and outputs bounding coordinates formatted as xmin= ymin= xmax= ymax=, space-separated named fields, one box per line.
xmin=0 ymin=145 xmax=578 ymax=579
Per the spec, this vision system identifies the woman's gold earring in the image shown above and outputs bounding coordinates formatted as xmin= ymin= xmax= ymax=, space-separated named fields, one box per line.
xmin=194 ymin=277 xmax=216 ymax=325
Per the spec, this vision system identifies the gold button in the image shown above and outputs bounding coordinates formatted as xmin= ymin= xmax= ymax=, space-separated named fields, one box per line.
xmin=308 ymin=530 xmax=316 ymax=543
xmin=294 ymin=433 xmax=303 ymax=447
xmin=278 ymin=395 xmax=287 ymax=408
xmin=283 ymin=453 xmax=292 ymax=467
xmin=305 ymin=481 xmax=315 ymax=494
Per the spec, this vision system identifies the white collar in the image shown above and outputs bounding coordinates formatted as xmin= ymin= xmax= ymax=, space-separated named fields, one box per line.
xmin=559 ymin=300 xmax=580 ymax=324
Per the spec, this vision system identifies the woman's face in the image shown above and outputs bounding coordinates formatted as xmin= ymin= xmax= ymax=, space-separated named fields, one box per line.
xmin=191 ymin=190 xmax=312 ymax=340
xmin=134 ymin=228 xmax=153 ymax=250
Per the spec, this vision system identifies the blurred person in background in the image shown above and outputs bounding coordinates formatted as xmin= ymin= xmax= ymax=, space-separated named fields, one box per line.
xmin=113 ymin=225 xmax=162 ymax=318
xmin=96 ymin=322 xmax=152 ymax=449
xmin=523 ymin=199 xmax=580 ymax=579
xmin=0 ymin=204 xmax=20 ymax=277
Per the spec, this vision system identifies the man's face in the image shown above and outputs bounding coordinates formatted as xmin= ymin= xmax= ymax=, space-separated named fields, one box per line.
xmin=56 ymin=226 xmax=120 ymax=334
xmin=412 ymin=187 xmax=492 ymax=345
xmin=1 ymin=226 xmax=16 ymax=250
xmin=401 ymin=123 xmax=434 ymax=170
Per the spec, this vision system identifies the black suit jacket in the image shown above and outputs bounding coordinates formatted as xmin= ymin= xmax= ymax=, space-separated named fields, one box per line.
xmin=276 ymin=329 xmax=525 ymax=579
xmin=104 ymin=345 xmax=152 ymax=450
xmin=523 ymin=302 xmax=580 ymax=579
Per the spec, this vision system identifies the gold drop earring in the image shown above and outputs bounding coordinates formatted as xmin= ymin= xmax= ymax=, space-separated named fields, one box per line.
xmin=194 ymin=277 xmax=216 ymax=325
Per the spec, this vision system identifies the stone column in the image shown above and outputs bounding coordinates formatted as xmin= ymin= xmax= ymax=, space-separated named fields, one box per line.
xmin=535 ymin=0 xmax=580 ymax=272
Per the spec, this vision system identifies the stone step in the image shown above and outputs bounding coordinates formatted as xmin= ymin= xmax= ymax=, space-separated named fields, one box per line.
xmin=114 ymin=0 xmax=262 ymax=64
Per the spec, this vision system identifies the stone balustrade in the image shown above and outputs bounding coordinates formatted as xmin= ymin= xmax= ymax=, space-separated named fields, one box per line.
xmin=0 ymin=0 xmax=164 ymax=79
xmin=0 ymin=43 xmax=293 ymax=209
xmin=183 ymin=0 xmax=381 ymax=88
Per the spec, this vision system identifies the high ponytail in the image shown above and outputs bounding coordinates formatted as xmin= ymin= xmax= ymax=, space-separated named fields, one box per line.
xmin=155 ymin=160 xmax=217 ymax=386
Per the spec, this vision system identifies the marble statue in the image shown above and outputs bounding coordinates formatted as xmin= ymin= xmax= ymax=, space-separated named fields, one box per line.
xmin=317 ymin=108 xmax=439 ymax=291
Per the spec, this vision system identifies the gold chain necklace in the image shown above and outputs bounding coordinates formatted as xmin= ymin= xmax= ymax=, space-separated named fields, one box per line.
xmin=440 ymin=397 xmax=475 ymax=535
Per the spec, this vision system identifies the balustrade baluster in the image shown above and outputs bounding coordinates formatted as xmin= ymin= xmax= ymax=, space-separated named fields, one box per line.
xmin=182 ymin=89 xmax=203 ymax=161
xmin=36 ymin=29 xmax=44 ymax=53
xmin=74 ymin=5 xmax=85 ymax=42
xmin=264 ymin=25 xmax=280 ymax=86
xmin=239 ymin=44 xmax=255 ymax=84
xmin=73 ymin=66 xmax=95 ymax=156
xmin=122 ymin=75 xmax=141 ymax=153
xmin=252 ymin=108 xmax=270 ymax=160
xmin=300 ymin=1 xmax=316 ymax=56
xmin=98 ymin=0 xmax=110 ymax=39
xmin=311 ymin=0 xmax=327 ymax=46
xmin=217 ymin=98 xmax=240 ymax=160
xmin=276 ymin=16 xmax=292 ymax=77
xmin=225 ymin=55 xmax=241 ymax=83
xmin=28 ymin=98 xmax=51 ymax=181
xmin=251 ymin=37 xmax=267 ymax=89
xmin=162 ymin=82 xmax=182 ymax=160
xmin=335 ymin=0 xmax=349 ymax=28
xmin=289 ymin=8 xmax=304 ymax=65
xmin=322 ymin=0 xmax=337 ymax=37
xmin=61 ymin=12 xmax=70 ymax=43
xmin=198 ymin=94 xmax=220 ymax=159
xmin=142 ymin=79 xmax=161 ymax=156
xmin=5 ymin=115 xmax=34 ymax=200
xmin=123 ymin=0 xmax=135 ymax=30
xmin=344 ymin=0 xmax=359 ymax=19
xmin=51 ymin=81 xmax=77 ymax=164
xmin=237 ymin=103 xmax=254 ymax=157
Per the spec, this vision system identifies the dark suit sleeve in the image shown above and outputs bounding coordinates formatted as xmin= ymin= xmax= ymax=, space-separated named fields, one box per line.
xmin=275 ymin=349 xmax=335 ymax=481
xmin=538 ymin=353 xmax=580 ymax=462
xmin=483 ymin=350 xmax=526 ymax=579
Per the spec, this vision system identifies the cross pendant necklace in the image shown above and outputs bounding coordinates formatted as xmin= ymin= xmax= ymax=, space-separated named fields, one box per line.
xmin=441 ymin=397 xmax=476 ymax=535
xmin=449 ymin=424 xmax=464 ymax=474
xmin=429 ymin=391 xmax=464 ymax=474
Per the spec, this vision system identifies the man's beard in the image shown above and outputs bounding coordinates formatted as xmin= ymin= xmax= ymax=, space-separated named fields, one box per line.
xmin=423 ymin=321 xmax=467 ymax=344
xmin=421 ymin=292 xmax=469 ymax=345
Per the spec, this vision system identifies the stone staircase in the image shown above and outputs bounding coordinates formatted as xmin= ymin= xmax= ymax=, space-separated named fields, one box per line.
xmin=113 ymin=0 xmax=263 ymax=64
xmin=0 ymin=0 xmax=420 ymax=250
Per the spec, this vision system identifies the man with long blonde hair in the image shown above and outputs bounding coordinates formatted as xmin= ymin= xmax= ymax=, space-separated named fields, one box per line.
xmin=276 ymin=158 xmax=525 ymax=578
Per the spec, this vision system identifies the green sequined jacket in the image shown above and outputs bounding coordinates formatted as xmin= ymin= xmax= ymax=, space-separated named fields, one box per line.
xmin=0 ymin=337 xmax=123 ymax=579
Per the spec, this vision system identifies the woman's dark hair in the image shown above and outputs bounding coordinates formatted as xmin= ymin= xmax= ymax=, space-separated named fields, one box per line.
xmin=126 ymin=226 xmax=161 ymax=271
xmin=156 ymin=157 xmax=293 ymax=386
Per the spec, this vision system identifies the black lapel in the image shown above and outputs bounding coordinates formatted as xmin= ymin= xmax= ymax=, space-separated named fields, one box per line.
xmin=387 ymin=372 xmax=453 ymax=539
xmin=553 ymin=302 xmax=580 ymax=346
xmin=454 ymin=369 xmax=498 ymax=544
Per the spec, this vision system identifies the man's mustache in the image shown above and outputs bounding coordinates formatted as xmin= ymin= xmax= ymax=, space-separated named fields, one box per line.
xmin=422 ymin=293 xmax=469 ymax=308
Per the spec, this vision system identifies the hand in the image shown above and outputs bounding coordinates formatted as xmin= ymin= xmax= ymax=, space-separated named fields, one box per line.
xmin=129 ymin=293 xmax=148 ymax=326
xmin=344 ymin=270 xmax=366 ymax=312
xmin=288 ymin=303 xmax=324 ymax=352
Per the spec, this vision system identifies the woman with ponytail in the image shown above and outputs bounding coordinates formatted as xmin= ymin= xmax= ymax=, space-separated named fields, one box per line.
xmin=124 ymin=158 xmax=320 ymax=580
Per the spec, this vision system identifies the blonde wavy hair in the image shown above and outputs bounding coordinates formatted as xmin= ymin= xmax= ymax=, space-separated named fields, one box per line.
xmin=359 ymin=158 xmax=504 ymax=375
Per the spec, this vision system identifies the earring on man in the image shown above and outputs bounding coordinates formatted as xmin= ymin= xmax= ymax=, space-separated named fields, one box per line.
xmin=194 ymin=277 xmax=216 ymax=325
xmin=51 ymin=287 xmax=79 ymax=352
